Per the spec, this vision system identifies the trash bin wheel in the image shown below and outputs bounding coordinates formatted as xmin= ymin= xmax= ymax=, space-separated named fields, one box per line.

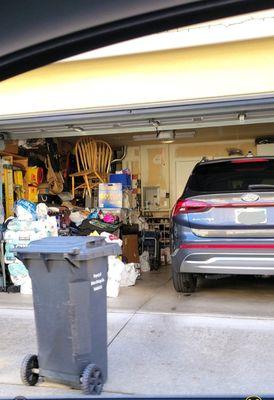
xmin=21 ymin=354 xmax=39 ymax=386
xmin=81 ymin=364 xmax=103 ymax=395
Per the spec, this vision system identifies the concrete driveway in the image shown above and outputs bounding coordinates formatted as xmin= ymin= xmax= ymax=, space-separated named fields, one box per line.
xmin=1 ymin=266 xmax=274 ymax=397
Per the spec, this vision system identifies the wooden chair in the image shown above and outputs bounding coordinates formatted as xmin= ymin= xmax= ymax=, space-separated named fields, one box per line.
xmin=70 ymin=138 xmax=112 ymax=197
xmin=94 ymin=139 xmax=112 ymax=181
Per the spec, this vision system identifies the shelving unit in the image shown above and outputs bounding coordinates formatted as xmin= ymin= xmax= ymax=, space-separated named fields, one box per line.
xmin=144 ymin=214 xmax=170 ymax=248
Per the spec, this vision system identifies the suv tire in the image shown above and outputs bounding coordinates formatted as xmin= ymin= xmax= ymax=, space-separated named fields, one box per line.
xmin=172 ymin=271 xmax=197 ymax=293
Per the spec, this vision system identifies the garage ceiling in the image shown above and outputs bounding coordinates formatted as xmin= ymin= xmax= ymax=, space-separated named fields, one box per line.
xmin=1 ymin=95 xmax=274 ymax=141
xmin=86 ymin=124 xmax=274 ymax=147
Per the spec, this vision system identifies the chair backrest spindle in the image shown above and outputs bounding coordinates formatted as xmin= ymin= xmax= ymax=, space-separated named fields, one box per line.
xmin=94 ymin=140 xmax=112 ymax=175
xmin=75 ymin=138 xmax=96 ymax=172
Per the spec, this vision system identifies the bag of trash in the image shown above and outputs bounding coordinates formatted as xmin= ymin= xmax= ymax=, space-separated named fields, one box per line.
xmin=15 ymin=200 xmax=37 ymax=220
xmin=107 ymin=256 xmax=125 ymax=298
xmin=36 ymin=203 xmax=48 ymax=219
xmin=120 ymin=263 xmax=139 ymax=287
xmin=8 ymin=260 xmax=29 ymax=286
xmin=6 ymin=218 xmax=33 ymax=232
xmin=20 ymin=275 xmax=32 ymax=295
xmin=140 ymin=251 xmax=150 ymax=272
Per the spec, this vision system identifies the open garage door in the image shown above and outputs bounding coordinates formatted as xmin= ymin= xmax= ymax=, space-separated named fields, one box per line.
xmin=0 ymin=94 xmax=274 ymax=140
xmin=1 ymin=92 xmax=274 ymax=211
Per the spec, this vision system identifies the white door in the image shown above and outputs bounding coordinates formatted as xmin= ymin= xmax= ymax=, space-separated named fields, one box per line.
xmin=174 ymin=159 xmax=200 ymax=202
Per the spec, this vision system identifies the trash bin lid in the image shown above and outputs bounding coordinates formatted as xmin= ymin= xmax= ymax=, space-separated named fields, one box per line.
xmin=16 ymin=236 xmax=120 ymax=259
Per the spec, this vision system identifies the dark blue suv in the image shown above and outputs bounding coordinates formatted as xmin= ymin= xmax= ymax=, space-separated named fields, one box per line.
xmin=171 ymin=156 xmax=274 ymax=293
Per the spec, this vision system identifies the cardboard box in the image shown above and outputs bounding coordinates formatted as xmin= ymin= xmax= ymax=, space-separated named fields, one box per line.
xmin=25 ymin=186 xmax=38 ymax=203
xmin=99 ymin=183 xmax=122 ymax=208
xmin=122 ymin=234 xmax=139 ymax=263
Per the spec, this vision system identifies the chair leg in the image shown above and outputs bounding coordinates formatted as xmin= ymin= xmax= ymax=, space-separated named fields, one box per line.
xmin=71 ymin=176 xmax=75 ymax=198
xmin=84 ymin=174 xmax=91 ymax=197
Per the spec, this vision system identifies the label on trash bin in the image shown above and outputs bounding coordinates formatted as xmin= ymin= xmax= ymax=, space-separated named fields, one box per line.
xmin=90 ymin=272 xmax=105 ymax=292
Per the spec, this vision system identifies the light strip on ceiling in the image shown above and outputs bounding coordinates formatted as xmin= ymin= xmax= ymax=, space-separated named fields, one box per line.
xmin=132 ymin=130 xmax=196 ymax=141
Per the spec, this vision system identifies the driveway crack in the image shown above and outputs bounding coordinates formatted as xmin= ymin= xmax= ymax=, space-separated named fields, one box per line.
xmin=108 ymin=274 xmax=171 ymax=347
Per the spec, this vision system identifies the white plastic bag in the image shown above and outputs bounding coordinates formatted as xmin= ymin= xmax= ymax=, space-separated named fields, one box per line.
xmin=120 ymin=263 xmax=139 ymax=287
xmin=6 ymin=219 xmax=33 ymax=232
xmin=36 ymin=203 xmax=48 ymax=219
xmin=100 ymin=232 xmax=123 ymax=247
xmin=4 ymin=213 xmax=57 ymax=294
xmin=69 ymin=211 xmax=86 ymax=226
xmin=107 ymin=256 xmax=125 ymax=298
xmin=20 ymin=275 xmax=32 ymax=295
xmin=15 ymin=200 xmax=36 ymax=220
xmin=140 ymin=251 xmax=150 ymax=272
xmin=7 ymin=261 xmax=29 ymax=286
xmin=45 ymin=216 xmax=58 ymax=237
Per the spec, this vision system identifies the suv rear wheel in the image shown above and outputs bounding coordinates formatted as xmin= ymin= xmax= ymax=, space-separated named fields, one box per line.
xmin=172 ymin=271 xmax=197 ymax=293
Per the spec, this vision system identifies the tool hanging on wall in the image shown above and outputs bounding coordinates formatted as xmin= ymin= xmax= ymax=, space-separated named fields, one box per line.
xmin=45 ymin=139 xmax=64 ymax=195
xmin=46 ymin=155 xmax=64 ymax=195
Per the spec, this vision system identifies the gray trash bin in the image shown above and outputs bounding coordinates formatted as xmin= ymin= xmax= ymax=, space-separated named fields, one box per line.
xmin=16 ymin=236 xmax=120 ymax=395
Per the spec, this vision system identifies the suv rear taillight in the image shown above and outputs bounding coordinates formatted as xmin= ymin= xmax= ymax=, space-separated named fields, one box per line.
xmin=172 ymin=199 xmax=211 ymax=216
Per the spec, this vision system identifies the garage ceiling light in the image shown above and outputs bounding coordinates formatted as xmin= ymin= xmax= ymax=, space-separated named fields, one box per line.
xmin=133 ymin=130 xmax=195 ymax=142
xmin=157 ymin=130 xmax=175 ymax=143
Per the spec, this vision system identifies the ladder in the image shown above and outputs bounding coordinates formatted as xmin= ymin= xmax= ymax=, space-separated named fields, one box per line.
xmin=2 ymin=157 xmax=14 ymax=219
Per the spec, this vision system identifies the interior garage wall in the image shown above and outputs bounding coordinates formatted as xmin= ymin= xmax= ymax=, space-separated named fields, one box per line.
xmin=123 ymin=139 xmax=256 ymax=210
xmin=0 ymin=37 xmax=274 ymax=115
xmin=170 ymin=140 xmax=256 ymax=159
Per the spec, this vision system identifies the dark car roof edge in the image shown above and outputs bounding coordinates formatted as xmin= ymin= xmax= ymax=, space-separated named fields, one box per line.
xmin=197 ymin=156 xmax=274 ymax=165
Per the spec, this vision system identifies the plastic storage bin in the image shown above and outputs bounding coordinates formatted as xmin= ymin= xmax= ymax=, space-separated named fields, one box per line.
xmin=16 ymin=236 xmax=120 ymax=395
xmin=109 ymin=174 xmax=132 ymax=189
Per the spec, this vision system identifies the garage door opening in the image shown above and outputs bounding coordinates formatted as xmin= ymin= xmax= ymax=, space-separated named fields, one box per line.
xmin=1 ymin=107 xmax=274 ymax=308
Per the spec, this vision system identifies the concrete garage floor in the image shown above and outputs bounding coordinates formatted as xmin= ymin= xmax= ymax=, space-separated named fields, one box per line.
xmin=1 ymin=266 xmax=274 ymax=397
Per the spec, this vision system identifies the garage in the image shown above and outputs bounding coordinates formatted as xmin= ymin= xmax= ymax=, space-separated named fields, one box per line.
xmin=1 ymin=18 xmax=274 ymax=300
xmin=0 ymin=95 xmax=274 ymax=295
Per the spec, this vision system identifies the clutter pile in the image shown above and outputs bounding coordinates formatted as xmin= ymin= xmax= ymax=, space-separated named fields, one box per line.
xmin=2 ymin=199 xmax=143 ymax=296
xmin=4 ymin=200 xmax=58 ymax=294
xmin=0 ymin=138 xmax=171 ymax=296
